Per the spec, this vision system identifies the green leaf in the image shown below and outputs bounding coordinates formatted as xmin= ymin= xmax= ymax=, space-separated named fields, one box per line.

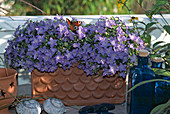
xmin=154 ymin=43 xmax=170 ymax=54
xmin=152 ymin=1 xmax=169 ymax=11
xmin=56 ymin=5 xmax=61 ymax=14
xmin=145 ymin=22 xmax=157 ymax=31
xmin=153 ymin=41 xmax=165 ymax=49
xmin=138 ymin=21 xmax=146 ymax=26
xmin=163 ymin=25 xmax=170 ymax=35
xmin=159 ymin=49 xmax=170 ymax=55
xmin=158 ymin=8 xmax=170 ymax=13
xmin=141 ymin=33 xmax=151 ymax=46
xmin=153 ymin=68 xmax=170 ymax=77
xmin=150 ymin=99 xmax=170 ymax=114
xmin=145 ymin=10 xmax=153 ymax=20
xmin=139 ymin=0 xmax=143 ymax=7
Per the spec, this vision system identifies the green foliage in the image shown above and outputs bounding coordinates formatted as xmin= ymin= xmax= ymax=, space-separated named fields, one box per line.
xmin=153 ymin=41 xmax=165 ymax=49
xmin=153 ymin=68 xmax=170 ymax=77
xmin=145 ymin=22 xmax=157 ymax=31
xmin=5 ymin=0 xmax=134 ymax=15
xmin=163 ymin=25 xmax=170 ymax=35
xmin=139 ymin=0 xmax=170 ymax=20
xmin=139 ymin=0 xmax=143 ymax=7
xmin=150 ymin=99 xmax=170 ymax=114
xmin=149 ymin=42 xmax=170 ymax=69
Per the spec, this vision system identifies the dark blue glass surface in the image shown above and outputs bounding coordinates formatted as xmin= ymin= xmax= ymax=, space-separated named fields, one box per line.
xmin=129 ymin=55 xmax=155 ymax=114
xmin=151 ymin=61 xmax=170 ymax=106
xmin=151 ymin=61 xmax=162 ymax=68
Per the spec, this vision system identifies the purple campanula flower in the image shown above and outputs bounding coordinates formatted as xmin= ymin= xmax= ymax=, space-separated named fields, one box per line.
xmin=95 ymin=55 xmax=101 ymax=64
xmin=71 ymin=48 xmax=78 ymax=57
xmin=86 ymin=25 xmax=96 ymax=34
xmin=84 ymin=68 xmax=92 ymax=76
xmin=95 ymin=26 xmax=106 ymax=34
xmin=129 ymin=43 xmax=134 ymax=49
xmin=129 ymin=54 xmax=137 ymax=64
xmin=36 ymin=27 xmax=44 ymax=34
xmin=55 ymin=52 xmax=63 ymax=63
xmin=122 ymin=56 xmax=128 ymax=63
xmin=73 ymin=43 xmax=80 ymax=48
xmin=119 ymin=72 xmax=126 ymax=78
xmin=77 ymin=26 xmax=86 ymax=40
xmin=49 ymin=66 xmax=57 ymax=72
xmin=109 ymin=65 xmax=116 ymax=75
xmin=98 ymin=47 xmax=106 ymax=54
xmin=4 ymin=16 xmax=145 ymax=78
xmin=89 ymin=49 xmax=96 ymax=59
xmin=58 ymin=24 xmax=67 ymax=36
xmin=28 ymin=44 xmax=37 ymax=51
xmin=65 ymin=50 xmax=73 ymax=60
xmin=37 ymin=35 xmax=46 ymax=42
xmin=47 ymin=37 xmax=57 ymax=48
xmin=106 ymin=19 xmax=116 ymax=28
xmin=106 ymin=47 xmax=113 ymax=56
xmin=119 ymin=63 xmax=126 ymax=72
xmin=106 ymin=57 xmax=115 ymax=65
xmin=82 ymin=53 xmax=89 ymax=61
xmin=100 ymin=38 xmax=109 ymax=48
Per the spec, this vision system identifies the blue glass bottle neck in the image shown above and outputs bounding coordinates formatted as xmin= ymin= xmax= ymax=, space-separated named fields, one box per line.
xmin=137 ymin=55 xmax=149 ymax=67
xmin=151 ymin=61 xmax=162 ymax=68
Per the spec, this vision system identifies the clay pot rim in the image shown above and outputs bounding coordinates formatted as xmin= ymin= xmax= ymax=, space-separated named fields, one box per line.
xmin=0 ymin=68 xmax=17 ymax=79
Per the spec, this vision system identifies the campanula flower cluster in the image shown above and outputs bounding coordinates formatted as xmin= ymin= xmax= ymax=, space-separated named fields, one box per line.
xmin=4 ymin=16 xmax=144 ymax=78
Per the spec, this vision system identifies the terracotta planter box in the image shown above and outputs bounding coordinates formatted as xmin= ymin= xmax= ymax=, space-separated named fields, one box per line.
xmin=0 ymin=68 xmax=17 ymax=113
xmin=31 ymin=65 xmax=126 ymax=106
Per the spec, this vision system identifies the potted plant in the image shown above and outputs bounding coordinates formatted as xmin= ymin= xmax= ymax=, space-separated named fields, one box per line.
xmin=0 ymin=56 xmax=17 ymax=113
xmin=4 ymin=16 xmax=144 ymax=106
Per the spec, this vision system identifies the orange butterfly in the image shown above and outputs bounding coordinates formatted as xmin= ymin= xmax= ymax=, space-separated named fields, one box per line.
xmin=128 ymin=16 xmax=138 ymax=23
xmin=66 ymin=18 xmax=82 ymax=31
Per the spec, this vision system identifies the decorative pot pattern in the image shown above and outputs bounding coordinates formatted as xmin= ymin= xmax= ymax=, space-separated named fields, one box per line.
xmin=0 ymin=68 xmax=17 ymax=113
xmin=31 ymin=65 xmax=126 ymax=106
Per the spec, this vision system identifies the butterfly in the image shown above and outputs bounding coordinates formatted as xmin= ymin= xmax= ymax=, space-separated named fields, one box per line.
xmin=66 ymin=18 xmax=82 ymax=31
xmin=128 ymin=16 xmax=138 ymax=23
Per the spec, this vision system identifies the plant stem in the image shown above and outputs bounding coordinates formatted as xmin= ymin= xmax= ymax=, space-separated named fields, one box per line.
xmin=19 ymin=0 xmax=50 ymax=16
xmin=123 ymin=4 xmax=131 ymax=14
xmin=0 ymin=88 xmax=20 ymax=103
xmin=160 ymin=13 xmax=169 ymax=25
xmin=0 ymin=56 xmax=8 ymax=76
xmin=0 ymin=7 xmax=14 ymax=21
xmin=135 ymin=0 xmax=164 ymax=32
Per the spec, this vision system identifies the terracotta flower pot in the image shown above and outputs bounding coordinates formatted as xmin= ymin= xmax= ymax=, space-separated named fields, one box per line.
xmin=0 ymin=68 xmax=17 ymax=113
xmin=31 ymin=65 xmax=126 ymax=106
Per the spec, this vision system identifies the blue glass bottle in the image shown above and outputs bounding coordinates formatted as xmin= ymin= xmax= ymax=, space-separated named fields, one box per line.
xmin=151 ymin=57 xmax=170 ymax=106
xmin=151 ymin=57 xmax=162 ymax=69
xmin=128 ymin=50 xmax=155 ymax=114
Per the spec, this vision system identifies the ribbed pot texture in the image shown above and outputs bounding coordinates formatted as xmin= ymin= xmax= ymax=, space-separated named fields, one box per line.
xmin=31 ymin=65 xmax=126 ymax=106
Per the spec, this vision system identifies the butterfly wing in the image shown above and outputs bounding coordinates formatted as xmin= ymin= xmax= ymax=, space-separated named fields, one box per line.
xmin=66 ymin=18 xmax=71 ymax=25
xmin=66 ymin=18 xmax=82 ymax=31
xmin=66 ymin=18 xmax=76 ymax=30
xmin=73 ymin=21 xmax=82 ymax=27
